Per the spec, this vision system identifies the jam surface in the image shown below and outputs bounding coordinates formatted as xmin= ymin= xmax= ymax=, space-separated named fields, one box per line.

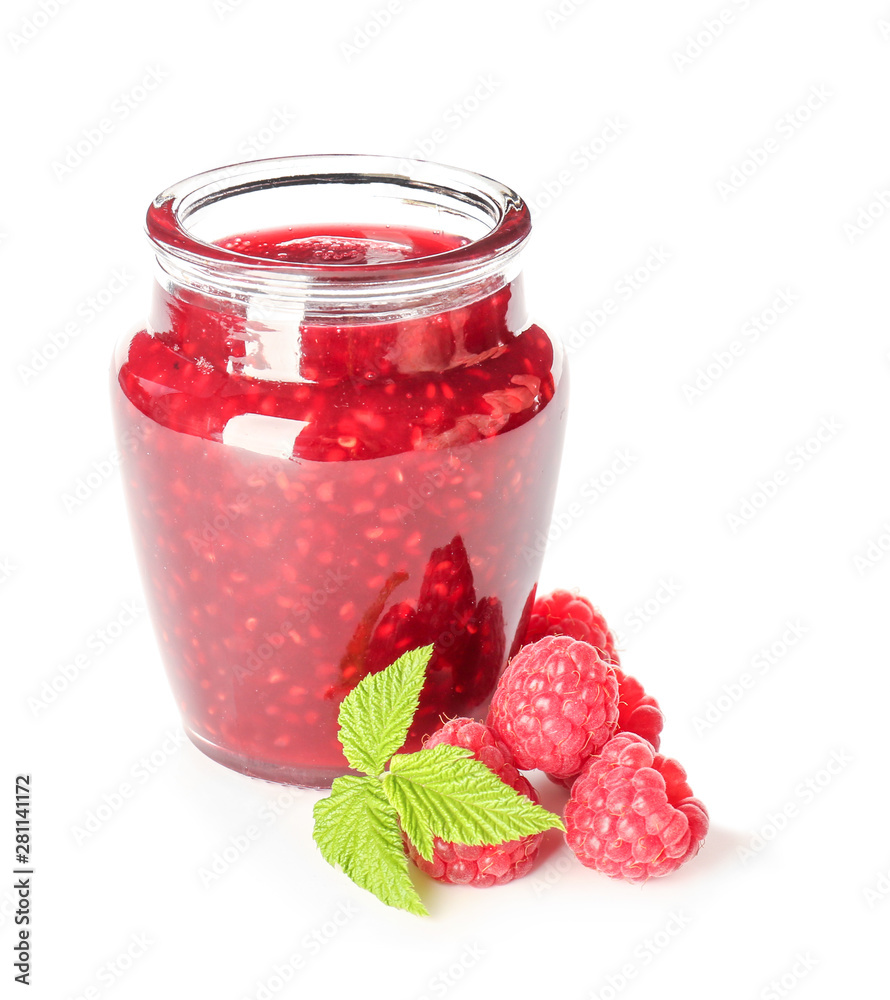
xmin=218 ymin=223 xmax=469 ymax=265
xmin=114 ymin=225 xmax=566 ymax=786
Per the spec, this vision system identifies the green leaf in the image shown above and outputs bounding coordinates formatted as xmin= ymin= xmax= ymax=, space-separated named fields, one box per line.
xmin=312 ymin=775 xmax=427 ymax=916
xmin=337 ymin=644 xmax=433 ymax=775
xmin=382 ymin=744 xmax=565 ymax=862
xmin=382 ymin=745 xmax=473 ymax=860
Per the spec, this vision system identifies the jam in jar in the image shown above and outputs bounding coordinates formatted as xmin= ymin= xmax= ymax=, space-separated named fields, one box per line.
xmin=112 ymin=156 xmax=567 ymax=787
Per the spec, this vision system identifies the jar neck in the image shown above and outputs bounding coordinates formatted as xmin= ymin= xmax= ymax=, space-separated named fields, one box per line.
xmin=148 ymin=266 xmax=529 ymax=383
xmin=144 ymin=155 xmax=533 ymax=383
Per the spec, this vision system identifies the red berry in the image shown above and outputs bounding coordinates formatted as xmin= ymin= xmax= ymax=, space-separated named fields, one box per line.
xmin=333 ymin=537 xmax=508 ymax=745
xmin=565 ymin=732 xmax=708 ymax=882
xmin=522 ymin=590 xmax=664 ymax=754
xmin=405 ymin=718 xmax=542 ymax=887
xmin=523 ymin=589 xmax=619 ymax=663
xmin=613 ymin=666 xmax=665 ymax=751
xmin=487 ymin=636 xmax=619 ymax=780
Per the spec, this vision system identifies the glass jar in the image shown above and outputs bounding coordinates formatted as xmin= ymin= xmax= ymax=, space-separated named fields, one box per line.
xmin=112 ymin=155 xmax=567 ymax=788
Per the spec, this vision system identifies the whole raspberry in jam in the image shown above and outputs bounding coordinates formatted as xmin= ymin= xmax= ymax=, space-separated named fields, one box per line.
xmin=486 ymin=636 xmax=619 ymax=780
xmin=326 ymin=537 xmax=508 ymax=746
xmin=565 ymin=732 xmax=708 ymax=882
xmin=523 ymin=589 xmax=619 ymax=663
xmin=405 ymin=718 xmax=542 ymax=887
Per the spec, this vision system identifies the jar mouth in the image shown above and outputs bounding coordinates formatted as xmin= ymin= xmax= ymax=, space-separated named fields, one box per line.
xmin=145 ymin=154 xmax=531 ymax=283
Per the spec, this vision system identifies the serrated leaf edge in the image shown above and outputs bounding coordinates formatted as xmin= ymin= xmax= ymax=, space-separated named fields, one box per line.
xmin=312 ymin=775 xmax=428 ymax=917
xmin=336 ymin=644 xmax=433 ymax=775
xmin=385 ymin=744 xmax=566 ymax=852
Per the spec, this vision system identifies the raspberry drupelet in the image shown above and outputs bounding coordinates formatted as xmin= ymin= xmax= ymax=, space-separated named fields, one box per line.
xmin=612 ymin=666 xmax=665 ymax=752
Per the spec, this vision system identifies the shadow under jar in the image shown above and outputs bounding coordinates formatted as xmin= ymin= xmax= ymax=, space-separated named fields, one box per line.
xmin=112 ymin=155 xmax=568 ymax=788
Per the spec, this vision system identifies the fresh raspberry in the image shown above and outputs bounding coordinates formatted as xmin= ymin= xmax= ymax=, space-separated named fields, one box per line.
xmin=521 ymin=590 xmax=662 ymax=755
xmin=565 ymin=732 xmax=708 ymax=882
xmin=487 ymin=636 xmax=619 ymax=780
xmin=406 ymin=718 xmax=542 ymax=887
xmin=613 ymin=666 xmax=664 ymax=751
xmin=523 ymin=589 xmax=619 ymax=663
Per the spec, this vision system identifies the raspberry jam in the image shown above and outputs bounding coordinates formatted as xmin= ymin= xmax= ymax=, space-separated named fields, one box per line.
xmin=113 ymin=157 xmax=567 ymax=787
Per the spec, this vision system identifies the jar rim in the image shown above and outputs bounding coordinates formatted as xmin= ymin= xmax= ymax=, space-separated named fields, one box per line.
xmin=145 ymin=154 xmax=531 ymax=282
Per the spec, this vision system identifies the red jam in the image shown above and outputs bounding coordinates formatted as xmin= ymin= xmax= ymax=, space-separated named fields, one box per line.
xmin=114 ymin=224 xmax=566 ymax=786
xmin=217 ymin=223 xmax=470 ymax=265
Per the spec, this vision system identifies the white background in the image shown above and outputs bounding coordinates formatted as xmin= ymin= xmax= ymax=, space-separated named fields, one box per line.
xmin=3 ymin=0 xmax=890 ymax=997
